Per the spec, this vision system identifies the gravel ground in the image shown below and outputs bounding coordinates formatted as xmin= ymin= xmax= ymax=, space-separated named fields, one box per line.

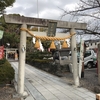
xmin=0 ymin=85 xmax=21 ymax=100
xmin=61 ymin=68 xmax=100 ymax=93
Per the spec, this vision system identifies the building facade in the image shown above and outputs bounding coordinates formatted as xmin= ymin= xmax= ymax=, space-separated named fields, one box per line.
xmin=85 ymin=39 xmax=100 ymax=50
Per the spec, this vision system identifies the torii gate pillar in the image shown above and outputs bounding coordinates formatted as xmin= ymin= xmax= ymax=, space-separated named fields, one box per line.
xmin=70 ymin=28 xmax=80 ymax=86
xmin=17 ymin=24 xmax=27 ymax=95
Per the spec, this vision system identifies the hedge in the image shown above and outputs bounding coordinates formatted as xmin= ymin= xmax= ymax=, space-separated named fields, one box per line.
xmin=0 ymin=58 xmax=15 ymax=84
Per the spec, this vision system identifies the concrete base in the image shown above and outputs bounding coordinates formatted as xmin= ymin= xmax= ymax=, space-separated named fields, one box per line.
xmin=13 ymin=80 xmax=28 ymax=100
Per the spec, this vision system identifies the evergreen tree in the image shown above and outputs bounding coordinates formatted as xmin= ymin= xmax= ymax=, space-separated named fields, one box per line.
xmin=0 ymin=0 xmax=15 ymax=14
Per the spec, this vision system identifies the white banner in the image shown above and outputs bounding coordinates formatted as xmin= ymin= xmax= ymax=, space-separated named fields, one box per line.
xmin=0 ymin=30 xmax=4 ymax=39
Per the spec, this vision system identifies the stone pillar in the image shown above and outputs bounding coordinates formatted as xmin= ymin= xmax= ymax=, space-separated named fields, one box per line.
xmin=17 ymin=24 xmax=27 ymax=95
xmin=70 ymin=28 xmax=80 ymax=86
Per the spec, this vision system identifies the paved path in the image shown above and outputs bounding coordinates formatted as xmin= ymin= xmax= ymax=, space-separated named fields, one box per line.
xmin=10 ymin=62 xmax=96 ymax=100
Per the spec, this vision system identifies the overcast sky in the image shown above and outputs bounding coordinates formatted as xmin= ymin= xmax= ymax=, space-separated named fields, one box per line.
xmin=5 ymin=0 xmax=99 ymax=41
xmin=5 ymin=0 xmax=79 ymax=21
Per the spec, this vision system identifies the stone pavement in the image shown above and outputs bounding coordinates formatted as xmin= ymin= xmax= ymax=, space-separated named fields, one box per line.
xmin=11 ymin=62 xmax=96 ymax=100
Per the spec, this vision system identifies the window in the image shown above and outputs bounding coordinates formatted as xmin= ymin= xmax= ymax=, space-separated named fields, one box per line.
xmin=84 ymin=51 xmax=91 ymax=57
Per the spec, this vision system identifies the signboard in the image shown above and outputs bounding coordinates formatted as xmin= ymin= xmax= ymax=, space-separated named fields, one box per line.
xmin=0 ymin=30 xmax=4 ymax=39
xmin=47 ymin=22 xmax=57 ymax=37
xmin=0 ymin=46 xmax=4 ymax=59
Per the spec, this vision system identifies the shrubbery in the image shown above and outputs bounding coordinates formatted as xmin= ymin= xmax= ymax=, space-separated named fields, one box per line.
xmin=26 ymin=51 xmax=52 ymax=60
xmin=26 ymin=51 xmax=56 ymax=73
xmin=0 ymin=58 xmax=15 ymax=84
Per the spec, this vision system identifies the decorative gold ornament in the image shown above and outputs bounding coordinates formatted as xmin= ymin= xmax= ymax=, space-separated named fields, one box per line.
xmin=34 ymin=39 xmax=40 ymax=48
xmin=62 ymin=40 xmax=68 ymax=48
xmin=50 ymin=41 xmax=56 ymax=49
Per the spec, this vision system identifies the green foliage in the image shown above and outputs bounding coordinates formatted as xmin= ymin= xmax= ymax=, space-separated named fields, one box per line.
xmin=0 ymin=16 xmax=5 ymax=31
xmin=26 ymin=51 xmax=52 ymax=61
xmin=3 ymin=32 xmax=20 ymax=48
xmin=32 ymin=59 xmax=53 ymax=63
xmin=26 ymin=37 xmax=33 ymax=52
xmin=0 ymin=58 xmax=6 ymax=65
xmin=42 ymin=40 xmax=51 ymax=51
xmin=0 ymin=0 xmax=15 ymax=14
xmin=0 ymin=26 xmax=4 ymax=30
xmin=26 ymin=51 xmax=59 ymax=74
xmin=0 ymin=14 xmax=20 ymax=48
xmin=0 ymin=58 xmax=15 ymax=84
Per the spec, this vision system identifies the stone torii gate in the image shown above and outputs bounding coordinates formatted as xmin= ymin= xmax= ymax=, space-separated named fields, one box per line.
xmin=4 ymin=14 xmax=87 ymax=96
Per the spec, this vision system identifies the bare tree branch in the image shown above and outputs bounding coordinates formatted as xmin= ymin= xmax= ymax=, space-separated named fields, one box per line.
xmin=66 ymin=6 xmax=100 ymax=14
xmin=84 ymin=29 xmax=100 ymax=34
xmin=69 ymin=12 xmax=100 ymax=19
xmin=96 ymin=0 xmax=100 ymax=6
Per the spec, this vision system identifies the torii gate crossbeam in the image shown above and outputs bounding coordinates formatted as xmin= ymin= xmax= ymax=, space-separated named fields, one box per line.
xmin=4 ymin=14 xmax=86 ymax=29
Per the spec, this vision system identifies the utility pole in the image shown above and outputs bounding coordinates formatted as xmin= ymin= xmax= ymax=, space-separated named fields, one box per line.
xmin=37 ymin=0 xmax=39 ymax=18
xmin=98 ymin=44 xmax=100 ymax=85
xmin=37 ymin=0 xmax=40 ymax=32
